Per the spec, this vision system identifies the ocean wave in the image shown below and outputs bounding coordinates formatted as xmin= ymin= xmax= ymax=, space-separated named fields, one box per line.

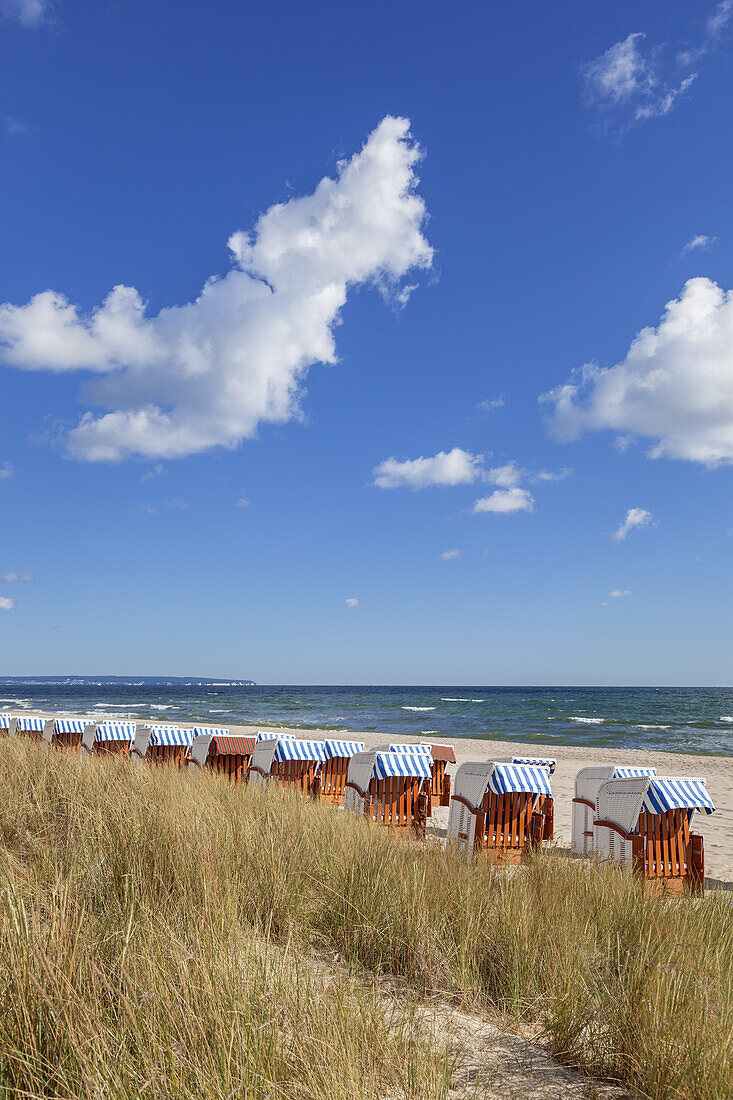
xmin=440 ymin=697 xmax=484 ymax=703
xmin=720 ymin=716 xmax=733 ymax=723
xmin=421 ymin=730 xmax=439 ymax=734
xmin=569 ymin=716 xmax=605 ymax=724
xmin=635 ymin=724 xmax=671 ymax=730
xmin=401 ymin=706 xmax=436 ymax=711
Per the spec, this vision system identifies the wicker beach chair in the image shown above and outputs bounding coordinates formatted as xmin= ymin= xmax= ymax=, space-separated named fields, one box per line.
xmin=344 ymin=749 xmax=431 ymax=837
xmin=593 ymin=774 xmax=714 ymax=894
xmin=571 ymin=766 xmax=657 ymax=855
xmin=447 ymin=760 xmax=552 ymax=863
xmin=321 ymin=739 xmax=365 ymax=804
xmin=248 ymin=737 xmax=327 ymax=796
xmin=491 ymin=756 xmax=557 ymax=839
xmin=132 ymin=724 xmax=194 ymax=767
xmin=0 ymin=714 xmax=11 ymax=736
xmin=81 ymin=721 xmax=136 ymax=757
xmin=9 ymin=715 xmax=46 ymax=740
xmin=427 ymin=743 xmax=457 ymax=806
xmin=42 ymin=717 xmax=93 ymax=751
xmin=188 ymin=730 xmax=257 ymax=783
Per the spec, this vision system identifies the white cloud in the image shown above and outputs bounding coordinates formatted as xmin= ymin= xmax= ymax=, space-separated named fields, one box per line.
xmin=0 ymin=596 xmax=15 ymax=610
xmin=613 ymin=508 xmax=654 ymax=541
xmin=609 ymin=589 xmax=631 ymax=598
xmin=707 ymin=0 xmax=733 ymax=37
xmin=485 ymin=461 xmax=523 ymax=488
xmin=584 ymin=33 xmax=655 ymax=104
xmin=373 ymin=447 xmax=482 ymax=489
xmin=542 ymin=278 xmax=733 ymax=466
xmin=1 ymin=572 xmax=33 ymax=582
xmin=476 ymin=395 xmax=505 ymax=414
xmin=344 ymin=597 xmax=360 ymax=607
xmin=681 ymin=234 xmax=716 ymax=256
xmin=141 ymin=463 xmax=164 ymax=482
xmin=236 ymin=495 xmax=249 ymax=508
xmin=473 ymin=487 xmax=535 ymax=515
xmin=438 ymin=549 xmax=460 ymax=560
xmin=532 ymin=467 xmax=573 ymax=482
xmin=0 ymin=0 xmax=50 ymax=27
xmin=0 ymin=117 xmax=432 ymax=461
xmin=633 ymin=74 xmax=697 ymax=121
xmin=2 ymin=115 xmax=29 ymax=136
xmin=0 ymin=462 xmax=13 ymax=479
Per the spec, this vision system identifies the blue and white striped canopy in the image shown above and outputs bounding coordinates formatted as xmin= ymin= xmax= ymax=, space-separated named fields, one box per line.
xmin=374 ymin=752 xmax=432 ymax=780
xmin=488 ymin=764 xmax=552 ymax=797
xmin=641 ymin=777 xmax=715 ymax=816
xmin=257 ymin=731 xmax=297 ymax=742
xmin=96 ymin=722 xmax=136 ymax=742
xmin=615 ymin=766 xmax=657 ymax=779
xmin=0 ymin=714 xmax=10 ymax=728
xmin=55 ymin=718 xmax=90 ymax=734
xmin=192 ymin=726 xmax=229 ymax=738
xmin=17 ymin=716 xmax=45 ymax=732
xmin=324 ymin=740 xmax=365 ymax=758
xmin=512 ymin=756 xmax=557 ymax=775
xmin=148 ymin=725 xmax=194 ymax=746
xmin=274 ymin=739 xmax=327 ymax=762
xmin=388 ymin=743 xmax=431 ymax=756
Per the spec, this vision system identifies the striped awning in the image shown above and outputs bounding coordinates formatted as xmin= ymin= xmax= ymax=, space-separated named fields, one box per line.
xmin=96 ymin=722 xmax=136 ymax=742
xmin=324 ymin=739 xmax=365 ymax=758
xmin=192 ymin=726 xmax=230 ymax=738
xmin=257 ymin=731 xmax=297 ymax=742
xmin=0 ymin=714 xmax=11 ymax=729
xmin=374 ymin=752 xmax=432 ymax=780
xmin=388 ymin=743 xmax=431 ymax=756
xmin=512 ymin=756 xmax=556 ymax=775
xmin=148 ymin=725 xmax=194 ymax=747
xmin=210 ymin=734 xmax=257 ymax=756
xmin=641 ymin=777 xmax=715 ymax=816
xmin=488 ymin=764 xmax=552 ymax=797
xmin=274 ymin=739 xmax=327 ymax=762
xmin=55 ymin=718 xmax=90 ymax=734
xmin=615 ymin=766 xmax=657 ymax=779
xmin=431 ymin=744 xmax=457 ymax=763
xmin=17 ymin=716 xmax=45 ymax=732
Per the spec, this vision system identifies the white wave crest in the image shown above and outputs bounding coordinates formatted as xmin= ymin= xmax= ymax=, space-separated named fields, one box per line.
xmin=635 ymin=724 xmax=671 ymax=730
xmin=440 ymin=697 xmax=483 ymax=703
xmin=720 ymin=716 xmax=733 ymax=723
xmin=401 ymin=706 xmax=436 ymax=711
xmin=569 ymin=716 xmax=605 ymax=724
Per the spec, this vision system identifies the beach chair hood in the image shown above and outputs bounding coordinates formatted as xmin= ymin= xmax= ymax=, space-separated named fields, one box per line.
xmin=250 ymin=737 xmax=327 ymax=773
xmin=454 ymin=760 xmax=552 ymax=811
xmin=85 ymin=721 xmax=136 ymax=749
xmin=346 ymin=749 xmax=431 ymax=795
xmin=11 ymin=715 xmax=45 ymax=735
xmin=189 ymin=733 xmax=256 ymax=765
xmin=324 ymin=740 xmax=364 ymax=758
xmin=44 ymin=717 xmax=92 ymax=743
xmin=430 ymin=744 xmax=457 ymax=763
xmin=597 ymin=774 xmax=715 ymax=835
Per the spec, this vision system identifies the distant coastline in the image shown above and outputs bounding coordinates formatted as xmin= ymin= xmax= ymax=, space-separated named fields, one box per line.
xmin=0 ymin=676 xmax=257 ymax=687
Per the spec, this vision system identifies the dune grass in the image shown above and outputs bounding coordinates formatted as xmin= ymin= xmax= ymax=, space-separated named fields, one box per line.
xmin=0 ymin=739 xmax=731 ymax=1099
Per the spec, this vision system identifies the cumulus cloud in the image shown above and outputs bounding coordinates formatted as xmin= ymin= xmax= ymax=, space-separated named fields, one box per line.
xmin=473 ymin=487 xmax=535 ymax=515
xmin=485 ymin=461 xmax=523 ymax=488
xmin=438 ymin=549 xmax=460 ymax=560
xmin=609 ymin=589 xmax=631 ymax=598
xmin=681 ymin=234 xmax=716 ymax=256
xmin=542 ymin=278 xmax=733 ymax=465
xmin=372 ymin=447 xmax=482 ymax=489
xmin=613 ymin=508 xmax=655 ymax=541
xmin=0 ymin=462 xmax=13 ymax=479
xmin=0 ymin=596 xmax=15 ymax=610
xmin=0 ymin=0 xmax=50 ymax=27
xmin=0 ymin=117 xmax=432 ymax=462
xmin=1 ymin=571 xmax=33 ymax=582
xmin=344 ymin=597 xmax=360 ymax=607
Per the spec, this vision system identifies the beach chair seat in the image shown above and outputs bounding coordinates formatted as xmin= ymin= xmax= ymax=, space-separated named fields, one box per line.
xmin=593 ymin=774 xmax=714 ymax=894
xmin=42 ymin=717 xmax=93 ymax=751
xmin=345 ymin=750 xmax=431 ymax=837
xmin=447 ymin=761 xmax=552 ymax=864
xmin=82 ymin=721 xmax=136 ymax=757
xmin=132 ymin=724 xmax=194 ymax=767
xmin=189 ymin=730 xmax=257 ymax=783
xmin=320 ymin=740 xmax=365 ymax=804
xmin=571 ymin=766 xmax=657 ymax=855
xmin=248 ymin=737 xmax=326 ymax=796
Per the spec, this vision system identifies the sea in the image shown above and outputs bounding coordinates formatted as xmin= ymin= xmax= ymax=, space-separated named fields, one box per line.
xmin=1 ymin=683 xmax=733 ymax=756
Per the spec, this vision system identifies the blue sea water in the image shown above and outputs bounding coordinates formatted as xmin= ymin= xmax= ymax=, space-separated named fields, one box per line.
xmin=1 ymin=684 xmax=732 ymax=756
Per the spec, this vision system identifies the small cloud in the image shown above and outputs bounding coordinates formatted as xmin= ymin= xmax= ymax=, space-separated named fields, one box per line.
xmin=613 ymin=507 xmax=655 ymax=541
xmin=236 ymin=495 xmax=250 ymax=508
xmin=485 ymin=461 xmax=524 ymax=488
xmin=137 ymin=503 xmax=157 ymax=515
xmin=0 ymin=0 xmax=51 ymax=27
xmin=344 ymin=597 xmax=360 ymax=607
xmin=165 ymin=498 xmax=188 ymax=511
xmin=2 ymin=115 xmax=29 ymax=136
xmin=1 ymin=572 xmax=33 ymax=582
xmin=473 ymin=487 xmax=535 ymax=515
xmin=0 ymin=463 xmax=14 ymax=479
xmin=476 ymin=395 xmax=505 ymax=414
xmin=141 ymin=463 xmax=164 ymax=482
xmin=609 ymin=589 xmax=631 ymax=598
xmin=372 ymin=448 xmax=483 ymax=490
xmin=0 ymin=596 xmax=15 ymax=610
xmin=438 ymin=549 xmax=460 ymax=560
xmin=531 ymin=467 xmax=573 ymax=483
xmin=681 ymin=233 xmax=716 ymax=256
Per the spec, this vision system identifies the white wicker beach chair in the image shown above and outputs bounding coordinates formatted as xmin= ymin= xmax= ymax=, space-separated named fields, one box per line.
xmin=593 ymin=774 xmax=714 ymax=893
xmin=571 ymin=766 xmax=657 ymax=855
xmin=344 ymin=749 xmax=431 ymax=837
xmin=132 ymin=724 xmax=194 ymax=766
xmin=9 ymin=715 xmax=46 ymax=739
xmin=248 ymin=737 xmax=327 ymax=796
xmin=81 ymin=721 xmax=136 ymax=757
xmin=42 ymin=717 xmax=93 ymax=750
xmin=447 ymin=760 xmax=552 ymax=863
xmin=321 ymin=740 xmax=365 ymax=804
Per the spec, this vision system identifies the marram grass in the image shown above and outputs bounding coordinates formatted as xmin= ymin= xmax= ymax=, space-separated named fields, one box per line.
xmin=0 ymin=739 xmax=731 ymax=1099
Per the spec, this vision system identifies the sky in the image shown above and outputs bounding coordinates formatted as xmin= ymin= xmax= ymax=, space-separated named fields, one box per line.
xmin=1 ymin=0 xmax=733 ymax=684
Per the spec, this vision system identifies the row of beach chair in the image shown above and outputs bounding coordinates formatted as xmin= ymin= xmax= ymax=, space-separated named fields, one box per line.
xmin=0 ymin=713 xmax=715 ymax=892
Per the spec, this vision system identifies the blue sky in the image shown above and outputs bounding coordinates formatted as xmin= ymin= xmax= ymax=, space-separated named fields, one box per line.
xmin=1 ymin=0 xmax=733 ymax=684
